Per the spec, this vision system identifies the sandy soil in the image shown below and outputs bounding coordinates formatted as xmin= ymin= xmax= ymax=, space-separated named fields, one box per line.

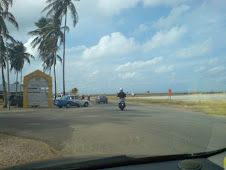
xmin=0 ymin=133 xmax=61 ymax=168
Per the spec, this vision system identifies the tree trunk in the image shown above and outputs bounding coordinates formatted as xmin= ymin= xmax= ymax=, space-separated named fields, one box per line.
xmin=0 ymin=39 xmax=7 ymax=108
xmin=20 ymin=70 xmax=22 ymax=95
xmin=63 ymin=12 xmax=67 ymax=96
xmin=1 ymin=65 xmax=7 ymax=108
xmin=15 ymin=71 xmax=18 ymax=97
xmin=54 ymin=55 xmax=57 ymax=102
xmin=6 ymin=41 xmax=10 ymax=110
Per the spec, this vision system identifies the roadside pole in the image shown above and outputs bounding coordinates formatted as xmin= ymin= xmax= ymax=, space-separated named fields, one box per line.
xmin=6 ymin=41 xmax=10 ymax=110
xmin=168 ymin=89 xmax=172 ymax=102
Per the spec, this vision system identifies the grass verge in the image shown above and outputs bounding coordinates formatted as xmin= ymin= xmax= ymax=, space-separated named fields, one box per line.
xmin=108 ymin=97 xmax=226 ymax=116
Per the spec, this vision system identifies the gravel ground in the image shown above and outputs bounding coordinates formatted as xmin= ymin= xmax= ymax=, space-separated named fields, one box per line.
xmin=0 ymin=133 xmax=61 ymax=168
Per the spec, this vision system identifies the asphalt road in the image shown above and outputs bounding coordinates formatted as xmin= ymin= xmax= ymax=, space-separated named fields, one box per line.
xmin=0 ymin=102 xmax=226 ymax=158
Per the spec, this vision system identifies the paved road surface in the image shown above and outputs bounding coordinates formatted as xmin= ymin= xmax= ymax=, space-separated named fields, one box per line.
xmin=0 ymin=102 xmax=226 ymax=157
xmin=133 ymin=93 xmax=226 ymax=101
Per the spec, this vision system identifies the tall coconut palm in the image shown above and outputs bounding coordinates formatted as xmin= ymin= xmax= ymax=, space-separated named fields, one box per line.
xmin=0 ymin=0 xmax=18 ymax=107
xmin=9 ymin=41 xmax=34 ymax=97
xmin=0 ymin=35 xmax=7 ymax=107
xmin=28 ymin=17 xmax=65 ymax=101
xmin=42 ymin=0 xmax=79 ymax=95
xmin=0 ymin=33 xmax=15 ymax=107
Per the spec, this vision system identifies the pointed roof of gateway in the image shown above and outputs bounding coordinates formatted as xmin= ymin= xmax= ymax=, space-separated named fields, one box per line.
xmin=24 ymin=70 xmax=51 ymax=79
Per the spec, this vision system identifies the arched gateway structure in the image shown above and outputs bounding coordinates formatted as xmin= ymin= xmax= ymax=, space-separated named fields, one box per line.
xmin=23 ymin=70 xmax=53 ymax=108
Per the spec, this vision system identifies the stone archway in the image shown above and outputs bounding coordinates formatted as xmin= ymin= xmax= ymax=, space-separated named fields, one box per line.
xmin=23 ymin=70 xmax=53 ymax=108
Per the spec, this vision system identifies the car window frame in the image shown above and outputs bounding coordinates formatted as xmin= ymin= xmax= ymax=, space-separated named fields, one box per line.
xmin=75 ymin=96 xmax=81 ymax=100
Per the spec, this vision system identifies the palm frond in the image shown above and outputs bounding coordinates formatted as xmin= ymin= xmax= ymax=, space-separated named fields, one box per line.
xmin=1 ymin=11 xmax=19 ymax=30
xmin=42 ymin=2 xmax=56 ymax=13
xmin=61 ymin=26 xmax=69 ymax=32
xmin=0 ymin=16 xmax=9 ymax=34
xmin=69 ymin=2 xmax=78 ymax=27
xmin=56 ymin=54 xmax=62 ymax=63
xmin=1 ymin=33 xmax=15 ymax=43
xmin=0 ymin=0 xmax=13 ymax=11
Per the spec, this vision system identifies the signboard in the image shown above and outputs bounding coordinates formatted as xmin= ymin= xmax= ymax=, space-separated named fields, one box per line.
xmin=27 ymin=76 xmax=49 ymax=106
xmin=72 ymin=88 xmax=78 ymax=94
xmin=168 ymin=89 xmax=172 ymax=96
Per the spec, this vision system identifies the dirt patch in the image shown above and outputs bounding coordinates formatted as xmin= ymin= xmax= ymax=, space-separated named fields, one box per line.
xmin=0 ymin=133 xmax=61 ymax=168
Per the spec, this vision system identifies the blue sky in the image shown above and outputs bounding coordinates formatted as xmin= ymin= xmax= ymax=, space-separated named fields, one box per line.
xmin=3 ymin=0 xmax=226 ymax=94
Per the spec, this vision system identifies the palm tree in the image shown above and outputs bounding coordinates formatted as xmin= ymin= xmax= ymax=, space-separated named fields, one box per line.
xmin=42 ymin=0 xmax=79 ymax=95
xmin=0 ymin=33 xmax=15 ymax=107
xmin=0 ymin=0 xmax=18 ymax=35
xmin=28 ymin=17 xmax=65 ymax=101
xmin=0 ymin=0 xmax=18 ymax=107
xmin=9 ymin=41 xmax=34 ymax=97
xmin=0 ymin=36 xmax=7 ymax=107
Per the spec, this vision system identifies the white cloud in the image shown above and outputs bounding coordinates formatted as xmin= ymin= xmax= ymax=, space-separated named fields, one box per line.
xmin=155 ymin=65 xmax=174 ymax=74
xmin=80 ymin=26 xmax=187 ymax=62
xmin=153 ymin=5 xmax=190 ymax=29
xmin=24 ymin=38 xmax=39 ymax=58
xmin=115 ymin=56 xmax=163 ymax=71
xmin=142 ymin=0 xmax=186 ymax=7
xmin=81 ymin=32 xmax=137 ymax=60
xmin=118 ymin=18 xmax=126 ymax=25
xmin=118 ymin=72 xmax=141 ymax=79
xmin=194 ymin=66 xmax=206 ymax=73
xmin=208 ymin=58 xmax=219 ymax=65
xmin=89 ymin=70 xmax=100 ymax=78
xmin=133 ymin=24 xmax=148 ymax=35
xmin=167 ymin=72 xmax=176 ymax=82
xmin=8 ymin=0 xmax=46 ymax=41
xmin=143 ymin=26 xmax=187 ymax=52
xmin=97 ymin=0 xmax=140 ymax=16
xmin=208 ymin=66 xmax=225 ymax=75
xmin=66 ymin=46 xmax=87 ymax=53
xmin=97 ymin=0 xmax=187 ymax=17
xmin=171 ymin=39 xmax=212 ymax=58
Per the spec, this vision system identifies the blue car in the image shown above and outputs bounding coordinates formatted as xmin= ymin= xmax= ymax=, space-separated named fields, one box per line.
xmin=56 ymin=95 xmax=90 ymax=108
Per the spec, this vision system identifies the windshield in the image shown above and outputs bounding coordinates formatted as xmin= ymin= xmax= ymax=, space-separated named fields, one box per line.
xmin=0 ymin=0 xmax=226 ymax=168
xmin=61 ymin=96 xmax=69 ymax=100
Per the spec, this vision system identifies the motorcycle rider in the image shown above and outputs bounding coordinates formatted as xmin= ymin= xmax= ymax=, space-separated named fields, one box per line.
xmin=117 ymin=88 xmax=126 ymax=103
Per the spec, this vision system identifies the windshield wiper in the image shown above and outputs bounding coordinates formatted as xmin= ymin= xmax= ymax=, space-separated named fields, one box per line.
xmin=188 ymin=147 xmax=226 ymax=158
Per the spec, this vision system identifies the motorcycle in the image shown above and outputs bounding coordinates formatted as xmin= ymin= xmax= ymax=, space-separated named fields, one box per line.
xmin=118 ymin=98 xmax=126 ymax=111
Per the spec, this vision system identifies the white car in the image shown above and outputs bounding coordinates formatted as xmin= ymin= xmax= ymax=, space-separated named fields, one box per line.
xmin=68 ymin=96 xmax=90 ymax=108
xmin=56 ymin=95 xmax=90 ymax=108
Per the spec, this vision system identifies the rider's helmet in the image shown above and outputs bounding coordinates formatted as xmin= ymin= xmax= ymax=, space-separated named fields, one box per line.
xmin=120 ymin=88 xmax=123 ymax=92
